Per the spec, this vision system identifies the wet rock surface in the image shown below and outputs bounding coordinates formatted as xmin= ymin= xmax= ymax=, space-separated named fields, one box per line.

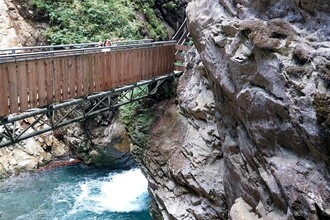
xmin=135 ymin=0 xmax=330 ymax=219
xmin=0 ymin=108 xmax=134 ymax=178
xmin=135 ymin=50 xmax=227 ymax=219
xmin=62 ymin=109 xmax=135 ymax=169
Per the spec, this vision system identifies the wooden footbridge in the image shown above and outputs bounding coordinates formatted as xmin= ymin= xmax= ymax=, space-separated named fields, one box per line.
xmin=0 ymin=20 xmax=190 ymax=147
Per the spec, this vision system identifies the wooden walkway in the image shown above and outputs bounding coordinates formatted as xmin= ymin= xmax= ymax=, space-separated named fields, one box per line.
xmin=0 ymin=41 xmax=188 ymax=117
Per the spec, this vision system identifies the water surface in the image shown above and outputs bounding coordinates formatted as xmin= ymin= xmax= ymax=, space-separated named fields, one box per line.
xmin=0 ymin=165 xmax=152 ymax=220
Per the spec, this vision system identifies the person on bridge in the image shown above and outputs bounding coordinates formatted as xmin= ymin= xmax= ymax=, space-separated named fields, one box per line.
xmin=112 ymin=37 xmax=119 ymax=46
xmin=101 ymin=39 xmax=112 ymax=52
xmin=105 ymin=39 xmax=112 ymax=47
xmin=96 ymin=41 xmax=103 ymax=47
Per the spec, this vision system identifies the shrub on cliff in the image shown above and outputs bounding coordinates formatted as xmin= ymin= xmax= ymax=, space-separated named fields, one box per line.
xmin=30 ymin=0 xmax=170 ymax=44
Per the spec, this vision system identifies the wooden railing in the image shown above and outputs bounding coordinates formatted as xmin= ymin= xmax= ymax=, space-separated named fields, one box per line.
xmin=0 ymin=39 xmax=153 ymax=55
xmin=0 ymin=42 xmax=176 ymax=117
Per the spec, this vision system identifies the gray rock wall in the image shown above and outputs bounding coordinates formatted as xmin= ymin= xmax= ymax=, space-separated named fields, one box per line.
xmin=134 ymin=51 xmax=228 ymax=219
xmin=3 ymin=0 xmax=47 ymax=46
xmin=61 ymin=108 xmax=135 ymax=169
xmin=137 ymin=0 xmax=330 ymax=219
xmin=0 ymin=117 xmax=70 ymax=179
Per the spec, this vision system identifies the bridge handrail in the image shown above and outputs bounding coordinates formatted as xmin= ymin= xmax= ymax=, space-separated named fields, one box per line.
xmin=0 ymin=39 xmax=153 ymax=55
xmin=0 ymin=40 xmax=176 ymax=63
xmin=172 ymin=18 xmax=188 ymax=41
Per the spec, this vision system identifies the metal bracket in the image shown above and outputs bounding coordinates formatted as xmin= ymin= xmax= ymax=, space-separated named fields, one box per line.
xmin=0 ymin=73 xmax=178 ymax=147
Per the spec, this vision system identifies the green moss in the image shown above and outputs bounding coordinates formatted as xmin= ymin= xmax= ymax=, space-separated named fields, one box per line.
xmin=163 ymin=2 xmax=177 ymax=10
xmin=119 ymin=81 xmax=176 ymax=149
xmin=119 ymin=101 xmax=155 ymax=149
xmin=119 ymin=86 xmax=156 ymax=149
xmin=133 ymin=0 xmax=167 ymax=39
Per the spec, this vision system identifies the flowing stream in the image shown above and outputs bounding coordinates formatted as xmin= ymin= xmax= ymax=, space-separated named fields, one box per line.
xmin=0 ymin=165 xmax=152 ymax=220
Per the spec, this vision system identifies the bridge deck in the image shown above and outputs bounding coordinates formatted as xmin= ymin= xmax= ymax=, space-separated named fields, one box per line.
xmin=0 ymin=41 xmax=176 ymax=117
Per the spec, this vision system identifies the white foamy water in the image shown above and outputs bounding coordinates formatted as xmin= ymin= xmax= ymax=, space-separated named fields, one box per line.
xmin=70 ymin=168 xmax=149 ymax=214
xmin=0 ymin=166 xmax=151 ymax=220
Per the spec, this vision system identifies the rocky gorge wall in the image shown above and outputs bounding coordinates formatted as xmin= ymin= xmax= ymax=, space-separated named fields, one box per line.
xmin=135 ymin=0 xmax=330 ymax=219
xmin=0 ymin=0 xmax=46 ymax=47
xmin=0 ymin=117 xmax=71 ymax=179
xmin=0 ymin=0 xmax=68 ymax=178
xmin=0 ymin=0 xmax=186 ymax=179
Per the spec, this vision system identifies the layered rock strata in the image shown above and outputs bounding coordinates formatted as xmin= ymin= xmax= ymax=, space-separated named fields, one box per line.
xmin=136 ymin=0 xmax=330 ymax=219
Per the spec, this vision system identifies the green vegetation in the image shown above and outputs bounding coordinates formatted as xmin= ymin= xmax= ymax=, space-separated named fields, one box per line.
xmin=120 ymin=101 xmax=155 ymax=148
xmin=119 ymin=87 xmax=155 ymax=148
xmin=132 ymin=0 xmax=167 ymax=40
xmin=30 ymin=0 xmax=168 ymax=44
xmin=118 ymin=81 xmax=176 ymax=148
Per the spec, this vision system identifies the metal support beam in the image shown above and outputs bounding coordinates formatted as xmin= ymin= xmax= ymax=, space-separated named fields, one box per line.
xmin=0 ymin=73 xmax=178 ymax=148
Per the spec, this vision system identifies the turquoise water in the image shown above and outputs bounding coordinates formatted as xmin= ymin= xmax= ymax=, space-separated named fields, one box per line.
xmin=0 ymin=165 xmax=152 ymax=220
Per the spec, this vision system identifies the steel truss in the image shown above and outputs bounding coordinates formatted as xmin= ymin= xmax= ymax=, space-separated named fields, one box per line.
xmin=0 ymin=73 xmax=178 ymax=148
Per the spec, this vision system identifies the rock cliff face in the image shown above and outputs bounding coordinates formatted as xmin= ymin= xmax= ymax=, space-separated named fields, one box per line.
xmin=0 ymin=117 xmax=71 ymax=179
xmin=0 ymin=0 xmax=20 ymax=48
xmin=62 ymin=109 xmax=135 ymax=169
xmin=136 ymin=0 xmax=330 ymax=219
xmin=0 ymin=0 xmax=67 ymax=177
xmin=1 ymin=0 xmax=46 ymax=47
